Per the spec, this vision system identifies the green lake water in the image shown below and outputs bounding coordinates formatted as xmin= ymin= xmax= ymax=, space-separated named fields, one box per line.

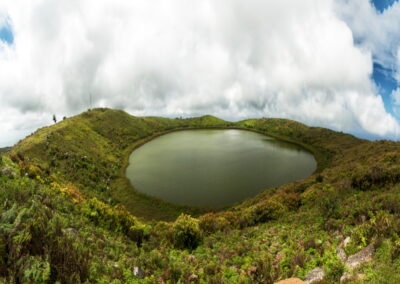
xmin=126 ymin=129 xmax=316 ymax=206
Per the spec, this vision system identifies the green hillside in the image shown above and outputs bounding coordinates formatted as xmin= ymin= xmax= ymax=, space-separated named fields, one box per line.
xmin=0 ymin=147 xmax=10 ymax=154
xmin=1 ymin=108 xmax=400 ymax=283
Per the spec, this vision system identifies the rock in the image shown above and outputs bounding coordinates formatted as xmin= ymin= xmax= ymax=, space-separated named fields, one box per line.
xmin=133 ymin=265 xmax=145 ymax=279
xmin=62 ymin=227 xmax=78 ymax=236
xmin=343 ymin=237 xmax=351 ymax=247
xmin=274 ymin=251 xmax=285 ymax=264
xmin=304 ymin=267 xmax=325 ymax=284
xmin=247 ymin=266 xmax=257 ymax=276
xmin=356 ymin=273 xmax=365 ymax=281
xmin=34 ymin=195 xmax=44 ymax=201
xmin=337 ymin=247 xmax=347 ymax=263
xmin=187 ymin=255 xmax=196 ymax=262
xmin=1 ymin=168 xmax=15 ymax=177
xmin=332 ymin=230 xmax=341 ymax=238
xmin=188 ymin=274 xmax=198 ymax=282
xmin=345 ymin=243 xmax=374 ymax=269
xmin=275 ymin=278 xmax=306 ymax=284
xmin=340 ymin=272 xmax=353 ymax=283
xmin=340 ymin=272 xmax=365 ymax=283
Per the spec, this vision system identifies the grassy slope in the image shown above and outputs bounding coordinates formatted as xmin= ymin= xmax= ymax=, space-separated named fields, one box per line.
xmin=11 ymin=109 xmax=231 ymax=220
xmin=2 ymin=108 xmax=400 ymax=283
xmin=0 ymin=147 xmax=10 ymax=154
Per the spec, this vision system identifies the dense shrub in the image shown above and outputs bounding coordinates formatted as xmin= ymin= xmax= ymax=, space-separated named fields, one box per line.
xmin=324 ymin=255 xmax=345 ymax=282
xmin=346 ymin=210 xmax=400 ymax=256
xmin=373 ymin=192 xmax=400 ymax=214
xmin=0 ymin=201 xmax=91 ymax=283
xmin=273 ymin=192 xmax=301 ymax=210
xmin=301 ymin=184 xmax=339 ymax=218
xmin=315 ymin=174 xmax=324 ymax=182
xmin=172 ymin=214 xmax=202 ymax=250
xmin=198 ymin=213 xmax=230 ymax=234
xmin=82 ymin=198 xmax=146 ymax=245
xmin=251 ymin=200 xmax=287 ymax=223
xmin=251 ymin=256 xmax=274 ymax=283
xmin=237 ymin=200 xmax=286 ymax=228
xmin=369 ymin=211 xmax=400 ymax=239
xmin=363 ymin=239 xmax=400 ymax=283
xmin=19 ymin=256 xmax=51 ymax=284
xmin=46 ymin=217 xmax=91 ymax=283
xmin=351 ymin=166 xmax=400 ymax=191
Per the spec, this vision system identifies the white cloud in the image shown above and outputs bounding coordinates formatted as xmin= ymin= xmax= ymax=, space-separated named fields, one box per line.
xmin=0 ymin=0 xmax=399 ymax=147
xmin=0 ymin=9 xmax=8 ymax=27
xmin=396 ymin=48 xmax=400 ymax=83
xmin=392 ymin=88 xmax=400 ymax=116
xmin=335 ymin=0 xmax=400 ymax=73
xmin=392 ymin=88 xmax=400 ymax=104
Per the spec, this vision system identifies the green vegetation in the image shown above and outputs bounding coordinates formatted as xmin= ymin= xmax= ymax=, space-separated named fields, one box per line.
xmin=1 ymin=108 xmax=399 ymax=282
xmin=172 ymin=214 xmax=202 ymax=250
xmin=0 ymin=147 xmax=10 ymax=154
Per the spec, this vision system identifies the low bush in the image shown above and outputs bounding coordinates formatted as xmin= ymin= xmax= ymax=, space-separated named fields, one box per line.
xmin=301 ymin=184 xmax=340 ymax=219
xmin=369 ymin=211 xmax=400 ymax=240
xmin=251 ymin=200 xmax=287 ymax=223
xmin=324 ymin=255 xmax=345 ymax=282
xmin=373 ymin=192 xmax=400 ymax=214
xmin=0 ymin=201 xmax=91 ymax=283
xmin=273 ymin=192 xmax=301 ymax=210
xmin=238 ymin=200 xmax=286 ymax=228
xmin=172 ymin=214 xmax=202 ymax=250
xmin=198 ymin=213 xmax=230 ymax=234
xmin=351 ymin=166 xmax=400 ymax=191
xmin=364 ymin=239 xmax=400 ymax=283
xmin=82 ymin=198 xmax=146 ymax=245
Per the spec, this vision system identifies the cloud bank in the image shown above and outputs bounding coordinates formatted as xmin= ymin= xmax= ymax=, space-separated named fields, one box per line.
xmin=0 ymin=0 xmax=400 ymax=146
xmin=336 ymin=0 xmax=400 ymax=72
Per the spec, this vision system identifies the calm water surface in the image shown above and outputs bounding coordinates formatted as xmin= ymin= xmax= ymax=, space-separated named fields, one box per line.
xmin=126 ymin=130 xmax=316 ymax=206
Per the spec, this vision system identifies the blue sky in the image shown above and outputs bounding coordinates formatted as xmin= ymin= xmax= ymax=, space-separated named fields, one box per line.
xmin=373 ymin=63 xmax=398 ymax=115
xmin=369 ymin=0 xmax=399 ymax=117
xmin=372 ymin=0 xmax=399 ymax=11
xmin=0 ymin=17 xmax=13 ymax=44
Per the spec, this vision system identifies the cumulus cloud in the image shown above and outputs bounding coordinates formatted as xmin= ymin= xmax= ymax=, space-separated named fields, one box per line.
xmin=335 ymin=0 xmax=400 ymax=74
xmin=396 ymin=47 xmax=400 ymax=82
xmin=391 ymin=88 xmax=400 ymax=115
xmin=0 ymin=14 xmax=6 ymax=27
xmin=0 ymin=0 xmax=400 ymax=146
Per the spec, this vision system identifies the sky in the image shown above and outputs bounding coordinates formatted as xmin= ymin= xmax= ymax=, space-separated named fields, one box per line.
xmin=0 ymin=0 xmax=400 ymax=147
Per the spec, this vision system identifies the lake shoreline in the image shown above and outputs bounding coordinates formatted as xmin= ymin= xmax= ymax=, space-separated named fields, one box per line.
xmin=111 ymin=126 xmax=320 ymax=220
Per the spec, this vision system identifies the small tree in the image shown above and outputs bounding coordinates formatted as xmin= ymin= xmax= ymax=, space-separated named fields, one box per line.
xmin=53 ymin=114 xmax=57 ymax=124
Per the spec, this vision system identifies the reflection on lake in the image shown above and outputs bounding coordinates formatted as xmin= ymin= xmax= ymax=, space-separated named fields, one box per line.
xmin=126 ymin=130 xmax=316 ymax=206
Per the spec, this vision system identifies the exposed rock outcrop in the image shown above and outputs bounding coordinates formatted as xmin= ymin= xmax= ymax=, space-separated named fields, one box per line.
xmin=275 ymin=278 xmax=306 ymax=284
xmin=304 ymin=267 xmax=325 ymax=283
xmin=337 ymin=247 xmax=347 ymax=263
xmin=345 ymin=243 xmax=374 ymax=269
xmin=62 ymin=227 xmax=78 ymax=236
xmin=343 ymin=236 xmax=351 ymax=247
xmin=340 ymin=272 xmax=365 ymax=283
xmin=1 ymin=168 xmax=16 ymax=177
xmin=133 ymin=265 xmax=145 ymax=279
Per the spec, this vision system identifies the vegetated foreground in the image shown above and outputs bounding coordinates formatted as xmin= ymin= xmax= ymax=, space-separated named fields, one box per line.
xmin=1 ymin=108 xmax=400 ymax=283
